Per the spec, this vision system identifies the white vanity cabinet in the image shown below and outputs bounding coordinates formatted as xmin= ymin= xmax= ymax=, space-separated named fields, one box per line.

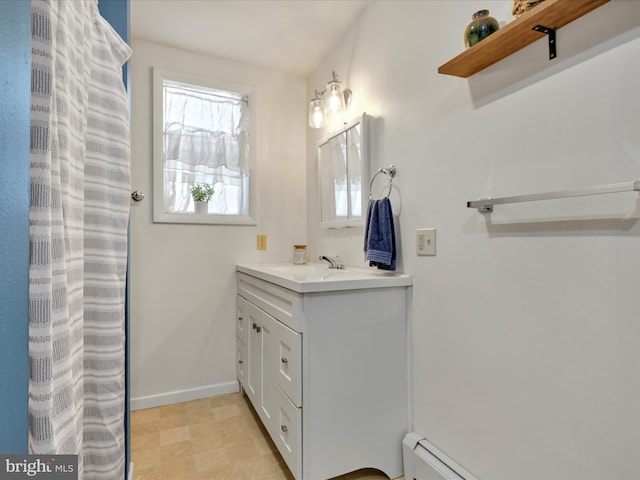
xmin=236 ymin=264 xmax=411 ymax=480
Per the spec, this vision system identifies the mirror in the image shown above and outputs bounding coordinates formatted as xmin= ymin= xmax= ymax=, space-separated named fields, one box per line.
xmin=317 ymin=113 xmax=370 ymax=228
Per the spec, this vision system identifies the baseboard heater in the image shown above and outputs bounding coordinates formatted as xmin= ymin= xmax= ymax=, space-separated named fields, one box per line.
xmin=402 ymin=433 xmax=478 ymax=480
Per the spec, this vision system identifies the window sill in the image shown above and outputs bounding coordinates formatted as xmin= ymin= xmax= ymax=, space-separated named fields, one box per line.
xmin=153 ymin=212 xmax=257 ymax=226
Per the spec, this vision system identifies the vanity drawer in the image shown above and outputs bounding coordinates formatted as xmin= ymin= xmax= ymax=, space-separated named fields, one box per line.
xmin=237 ymin=272 xmax=302 ymax=332
xmin=274 ymin=384 xmax=301 ymax=479
xmin=236 ymin=296 xmax=250 ymax=345
xmin=273 ymin=318 xmax=302 ymax=407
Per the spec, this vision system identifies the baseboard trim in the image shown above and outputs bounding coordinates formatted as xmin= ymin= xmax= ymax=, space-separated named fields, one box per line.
xmin=127 ymin=462 xmax=134 ymax=480
xmin=131 ymin=381 xmax=239 ymax=411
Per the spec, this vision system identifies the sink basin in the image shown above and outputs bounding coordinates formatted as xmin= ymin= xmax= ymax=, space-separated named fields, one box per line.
xmin=236 ymin=263 xmax=412 ymax=293
xmin=268 ymin=264 xmax=341 ymax=281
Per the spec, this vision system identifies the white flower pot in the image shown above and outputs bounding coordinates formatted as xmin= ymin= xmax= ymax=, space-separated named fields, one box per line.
xmin=195 ymin=201 xmax=209 ymax=214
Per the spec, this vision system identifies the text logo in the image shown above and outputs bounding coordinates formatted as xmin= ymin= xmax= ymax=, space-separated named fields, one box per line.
xmin=0 ymin=456 xmax=77 ymax=480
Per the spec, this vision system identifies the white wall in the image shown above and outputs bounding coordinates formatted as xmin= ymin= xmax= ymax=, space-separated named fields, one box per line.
xmin=307 ymin=1 xmax=640 ymax=478
xmin=129 ymin=39 xmax=307 ymax=407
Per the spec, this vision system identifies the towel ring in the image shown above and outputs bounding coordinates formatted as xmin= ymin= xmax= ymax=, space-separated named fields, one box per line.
xmin=369 ymin=165 xmax=397 ymax=200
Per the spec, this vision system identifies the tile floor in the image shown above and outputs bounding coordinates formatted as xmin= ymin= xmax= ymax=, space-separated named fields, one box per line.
xmin=131 ymin=392 xmax=403 ymax=480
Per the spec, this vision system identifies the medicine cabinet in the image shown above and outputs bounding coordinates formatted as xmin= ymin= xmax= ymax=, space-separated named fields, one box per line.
xmin=317 ymin=113 xmax=370 ymax=228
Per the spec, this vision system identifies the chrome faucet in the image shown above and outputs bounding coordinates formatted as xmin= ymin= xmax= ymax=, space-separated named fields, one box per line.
xmin=318 ymin=255 xmax=345 ymax=269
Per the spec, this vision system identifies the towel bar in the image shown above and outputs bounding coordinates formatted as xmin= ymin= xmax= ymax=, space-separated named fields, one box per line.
xmin=369 ymin=165 xmax=396 ymax=200
xmin=467 ymin=179 xmax=640 ymax=213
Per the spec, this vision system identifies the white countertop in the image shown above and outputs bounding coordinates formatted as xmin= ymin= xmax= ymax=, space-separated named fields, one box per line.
xmin=236 ymin=263 xmax=412 ymax=293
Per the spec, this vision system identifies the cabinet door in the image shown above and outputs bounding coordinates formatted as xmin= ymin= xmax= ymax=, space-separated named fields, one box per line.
xmin=273 ymin=319 xmax=302 ymax=407
xmin=259 ymin=309 xmax=276 ymax=433
xmin=236 ymin=296 xmax=250 ymax=345
xmin=245 ymin=303 xmax=262 ymax=406
xmin=246 ymin=301 xmax=276 ymax=432
xmin=236 ymin=338 xmax=248 ymax=389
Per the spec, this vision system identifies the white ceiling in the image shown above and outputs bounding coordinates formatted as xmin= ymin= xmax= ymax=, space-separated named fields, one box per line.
xmin=130 ymin=0 xmax=371 ymax=77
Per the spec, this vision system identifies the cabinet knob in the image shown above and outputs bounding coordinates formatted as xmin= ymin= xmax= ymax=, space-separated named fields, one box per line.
xmin=281 ymin=425 xmax=288 ymax=433
xmin=238 ymin=316 xmax=243 ymax=321
xmin=238 ymin=360 xmax=243 ymax=364
xmin=281 ymin=357 xmax=288 ymax=364
xmin=252 ymin=323 xmax=257 ymax=330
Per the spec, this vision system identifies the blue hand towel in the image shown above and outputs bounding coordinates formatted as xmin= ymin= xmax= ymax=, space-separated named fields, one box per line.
xmin=364 ymin=197 xmax=396 ymax=271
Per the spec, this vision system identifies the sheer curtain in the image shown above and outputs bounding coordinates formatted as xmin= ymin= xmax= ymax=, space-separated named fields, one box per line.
xmin=328 ymin=125 xmax=363 ymax=218
xmin=163 ymin=82 xmax=249 ymax=214
xmin=29 ymin=0 xmax=131 ymax=477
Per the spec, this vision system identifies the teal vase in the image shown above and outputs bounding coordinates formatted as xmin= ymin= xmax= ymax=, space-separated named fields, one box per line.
xmin=464 ymin=10 xmax=499 ymax=48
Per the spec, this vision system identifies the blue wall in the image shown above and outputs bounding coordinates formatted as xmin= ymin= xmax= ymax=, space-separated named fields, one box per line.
xmin=0 ymin=0 xmax=31 ymax=453
xmin=99 ymin=0 xmax=131 ymax=84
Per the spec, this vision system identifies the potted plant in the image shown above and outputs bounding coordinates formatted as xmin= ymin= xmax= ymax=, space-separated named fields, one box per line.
xmin=190 ymin=183 xmax=214 ymax=214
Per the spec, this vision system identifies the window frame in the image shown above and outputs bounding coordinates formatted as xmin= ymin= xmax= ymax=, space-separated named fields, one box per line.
xmin=152 ymin=67 xmax=257 ymax=225
xmin=317 ymin=113 xmax=370 ymax=228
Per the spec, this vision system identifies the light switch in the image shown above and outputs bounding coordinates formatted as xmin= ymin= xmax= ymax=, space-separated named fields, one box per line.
xmin=416 ymin=228 xmax=436 ymax=256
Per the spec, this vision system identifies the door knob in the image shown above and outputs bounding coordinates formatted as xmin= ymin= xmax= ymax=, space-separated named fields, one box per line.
xmin=131 ymin=190 xmax=145 ymax=202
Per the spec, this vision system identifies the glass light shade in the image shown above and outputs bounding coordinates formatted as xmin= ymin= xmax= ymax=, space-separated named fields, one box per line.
xmin=309 ymin=97 xmax=326 ymax=128
xmin=325 ymin=81 xmax=345 ymax=113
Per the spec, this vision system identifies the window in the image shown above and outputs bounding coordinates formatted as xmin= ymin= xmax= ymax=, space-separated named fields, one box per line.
xmin=152 ymin=68 xmax=256 ymax=224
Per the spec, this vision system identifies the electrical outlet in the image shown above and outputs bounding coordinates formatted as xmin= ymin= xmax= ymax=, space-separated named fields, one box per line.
xmin=257 ymin=234 xmax=267 ymax=251
xmin=416 ymin=228 xmax=436 ymax=256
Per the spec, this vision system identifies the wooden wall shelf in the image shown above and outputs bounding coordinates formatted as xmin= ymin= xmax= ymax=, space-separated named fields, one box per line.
xmin=438 ymin=0 xmax=611 ymax=78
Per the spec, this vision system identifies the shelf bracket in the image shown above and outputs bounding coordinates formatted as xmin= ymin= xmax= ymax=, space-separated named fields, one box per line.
xmin=532 ymin=25 xmax=557 ymax=60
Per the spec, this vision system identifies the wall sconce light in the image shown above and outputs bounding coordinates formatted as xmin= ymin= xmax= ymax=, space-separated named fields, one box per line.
xmin=308 ymin=71 xmax=352 ymax=129
xmin=309 ymin=90 xmax=326 ymax=129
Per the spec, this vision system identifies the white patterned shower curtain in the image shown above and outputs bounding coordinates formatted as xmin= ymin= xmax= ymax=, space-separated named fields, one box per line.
xmin=29 ymin=0 xmax=131 ymax=478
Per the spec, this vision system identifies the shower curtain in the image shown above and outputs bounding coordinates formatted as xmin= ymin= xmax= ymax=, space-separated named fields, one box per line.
xmin=29 ymin=0 xmax=131 ymax=478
